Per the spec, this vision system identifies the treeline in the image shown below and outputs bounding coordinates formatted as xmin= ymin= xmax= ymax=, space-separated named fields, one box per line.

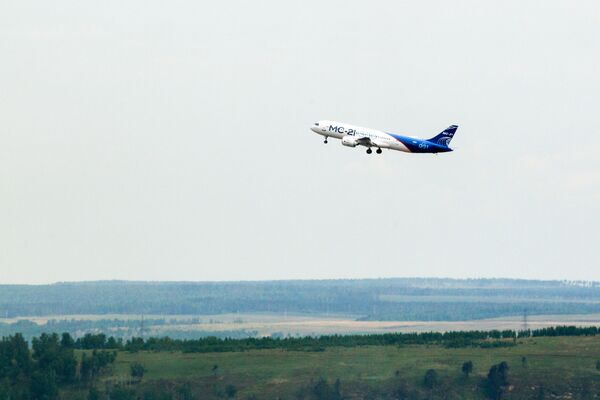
xmin=530 ymin=325 xmax=600 ymax=337
xmin=0 ymin=319 xmax=258 ymax=341
xmin=61 ymin=325 xmax=600 ymax=353
xmin=3 ymin=279 xmax=600 ymax=321
xmin=0 ymin=333 xmax=116 ymax=399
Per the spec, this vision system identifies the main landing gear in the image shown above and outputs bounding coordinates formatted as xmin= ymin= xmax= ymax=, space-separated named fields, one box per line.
xmin=366 ymin=148 xmax=383 ymax=154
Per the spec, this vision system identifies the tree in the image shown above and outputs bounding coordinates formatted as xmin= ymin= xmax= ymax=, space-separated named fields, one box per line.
xmin=60 ymin=333 xmax=75 ymax=349
xmin=78 ymin=333 xmax=107 ymax=350
xmin=423 ymin=369 xmax=438 ymax=389
xmin=0 ymin=333 xmax=32 ymax=382
xmin=462 ymin=361 xmax=473 ymax=378
xmin=32 ymin=332 xmax=77 ymax=384
xmin=30 ymin=369 xmax=59 ymax=400
xmin=106 ymin=336 xmax=120 ymax=349
xmin=130 ymin=363 xmax=146 ymax=381
xmin=486 ymin=362 xmax=509 ymax=400
xmin=80 ymin=353 xmax=93 ymax=381
xmin=80 ymin=350 xmax=117 ymax=381
xmin=212 ymin=364 xmax=219 ymax=376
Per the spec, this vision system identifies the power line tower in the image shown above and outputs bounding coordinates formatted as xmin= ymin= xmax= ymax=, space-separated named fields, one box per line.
xmin=523 ymin=309 xmax=529 ymax=336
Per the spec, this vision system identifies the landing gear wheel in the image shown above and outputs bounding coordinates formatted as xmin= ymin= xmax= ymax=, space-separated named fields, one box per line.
xmin=366 ymin=148 xmax=372 ymax=154
xmin=324 ymin=138 xmax=328 ymax=144
xmin=376 ymin=148 xmax=382 ymax=154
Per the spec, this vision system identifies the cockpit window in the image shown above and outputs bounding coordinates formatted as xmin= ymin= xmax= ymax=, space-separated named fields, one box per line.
xmin=314 ymin=122 xmax=319 ymax=126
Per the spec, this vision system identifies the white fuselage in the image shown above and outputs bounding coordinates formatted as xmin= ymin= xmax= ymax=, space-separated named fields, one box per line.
xmin=310 ymin=120 xmax=411 ymax=152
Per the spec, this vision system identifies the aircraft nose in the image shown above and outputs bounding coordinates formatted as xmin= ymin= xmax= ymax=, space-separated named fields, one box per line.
xmin=311 ymin=122 xmax=321 ymax=133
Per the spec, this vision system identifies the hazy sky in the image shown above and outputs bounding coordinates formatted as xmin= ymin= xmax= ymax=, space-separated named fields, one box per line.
xmin=1 ymin=0 xmax=599 ymax=284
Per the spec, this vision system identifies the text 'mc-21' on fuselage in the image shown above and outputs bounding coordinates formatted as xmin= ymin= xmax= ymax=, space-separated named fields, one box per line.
xmin=310 ymin=120 xmax=459 ymax=155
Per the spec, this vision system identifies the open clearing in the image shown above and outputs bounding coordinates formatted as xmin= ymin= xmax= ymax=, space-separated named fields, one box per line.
xmin=86 ymin=335 xmax=600 ymax=399
xmin=4 ymin=313 xmax=600 ymax=337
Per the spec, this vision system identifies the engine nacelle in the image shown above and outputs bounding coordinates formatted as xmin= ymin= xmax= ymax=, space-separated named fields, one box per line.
xmin=341 ymin=136 xmax=357 ymax=147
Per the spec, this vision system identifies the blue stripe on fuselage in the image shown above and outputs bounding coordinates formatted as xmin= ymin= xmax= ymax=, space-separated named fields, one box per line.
xmin=386 ymin=133 xmax=452 ymax=153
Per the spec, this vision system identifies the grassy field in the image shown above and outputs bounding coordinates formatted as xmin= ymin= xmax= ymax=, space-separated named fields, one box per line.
xmin=74 ymin=336 xmax=600 ymax=399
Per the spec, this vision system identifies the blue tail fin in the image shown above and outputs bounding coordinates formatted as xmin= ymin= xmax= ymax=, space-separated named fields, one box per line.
xmin=427 ymin=125 xmax=458 ymax=147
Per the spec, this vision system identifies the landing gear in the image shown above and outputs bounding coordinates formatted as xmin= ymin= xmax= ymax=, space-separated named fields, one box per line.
xmin=324 ymin=138 xmax=328 ymax=144
xmin=376 ymin=148 xmax=382 ymax=154
xmin=366 ymin=148 xmax=372 ymax=154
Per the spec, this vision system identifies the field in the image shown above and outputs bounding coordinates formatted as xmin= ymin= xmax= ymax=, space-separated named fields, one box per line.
xmin=6 ymin=312 xmax=600 ymax=340
xmin=74 ymin=335 xmax=600 ymax=399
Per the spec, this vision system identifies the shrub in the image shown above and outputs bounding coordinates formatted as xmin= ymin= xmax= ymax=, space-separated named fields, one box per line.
xmin=130 ymin=362 xmax=147 ymax=380
xmin=462 ymin=361 xmax=473 ymax=377
xmin=424 ymin=369 xmax=438 ymax=389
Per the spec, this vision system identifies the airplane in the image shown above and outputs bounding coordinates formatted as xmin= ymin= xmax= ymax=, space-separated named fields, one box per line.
xmin=310 ymin=120 xmax=458 ymax=154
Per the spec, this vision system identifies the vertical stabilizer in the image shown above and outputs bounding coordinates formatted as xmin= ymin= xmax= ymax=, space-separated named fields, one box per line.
xmin=427 ymin=125 xmax=458 ymax=147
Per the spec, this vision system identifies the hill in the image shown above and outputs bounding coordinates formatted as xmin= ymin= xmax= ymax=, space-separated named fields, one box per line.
xmin=2 ymin=278 xmax=600 ymax=321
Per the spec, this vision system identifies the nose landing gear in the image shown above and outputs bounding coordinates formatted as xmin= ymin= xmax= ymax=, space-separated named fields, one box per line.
xmin=324 ymin=138 xmax=328 ymax=144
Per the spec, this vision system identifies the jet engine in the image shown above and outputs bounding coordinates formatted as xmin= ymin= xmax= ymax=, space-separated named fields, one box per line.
xmin=341 ymin=136 xmax=358 ymax=147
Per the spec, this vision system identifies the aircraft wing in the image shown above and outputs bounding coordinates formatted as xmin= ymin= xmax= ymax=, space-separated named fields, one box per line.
xmin=357 ymin=137 xmax=388 ymax=148
xmin=342 ymin=135 xmax=385 ymax=149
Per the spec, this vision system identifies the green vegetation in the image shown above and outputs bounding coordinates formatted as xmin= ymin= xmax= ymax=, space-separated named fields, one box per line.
xmin=93 ymin=335 xmax=600 ymax=399
xmin=129 ymin=362 xmax=146 ymax=381
xmin=0 ymin=333 xmax=116 ymax=399
xmin=423 ymin=369 xmax=439 ymax=389
xmin=462 ymin=360 xmax=473 ymax=377
xmin=485 ymin=361 xmax=509 ymax=400
xmin=4 ymin=328 xmax=600 ymax=399
xmin=56 ymin=325 xmax=598 ymax=354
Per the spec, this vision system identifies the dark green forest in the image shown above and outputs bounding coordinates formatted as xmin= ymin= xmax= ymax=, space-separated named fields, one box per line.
xmin=0 ymin=333 xmax=116 ymax=399
xmin=2 ymin=279 xmax=600 ymax=321
xmin=66 ymin=325 xmax=600 ymax=353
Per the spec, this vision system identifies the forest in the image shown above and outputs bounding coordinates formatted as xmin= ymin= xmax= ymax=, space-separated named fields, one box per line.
xmin=2 ymin=279 xmax=600 ymax=321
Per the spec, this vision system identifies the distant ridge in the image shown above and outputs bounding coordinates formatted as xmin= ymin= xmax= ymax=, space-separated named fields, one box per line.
xmin=2 ymin=278 xmax=600 ymax=320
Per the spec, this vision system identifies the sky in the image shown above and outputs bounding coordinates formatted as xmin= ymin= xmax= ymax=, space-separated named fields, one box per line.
xmin=1 ymin=0 xmax=599 ymax=284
